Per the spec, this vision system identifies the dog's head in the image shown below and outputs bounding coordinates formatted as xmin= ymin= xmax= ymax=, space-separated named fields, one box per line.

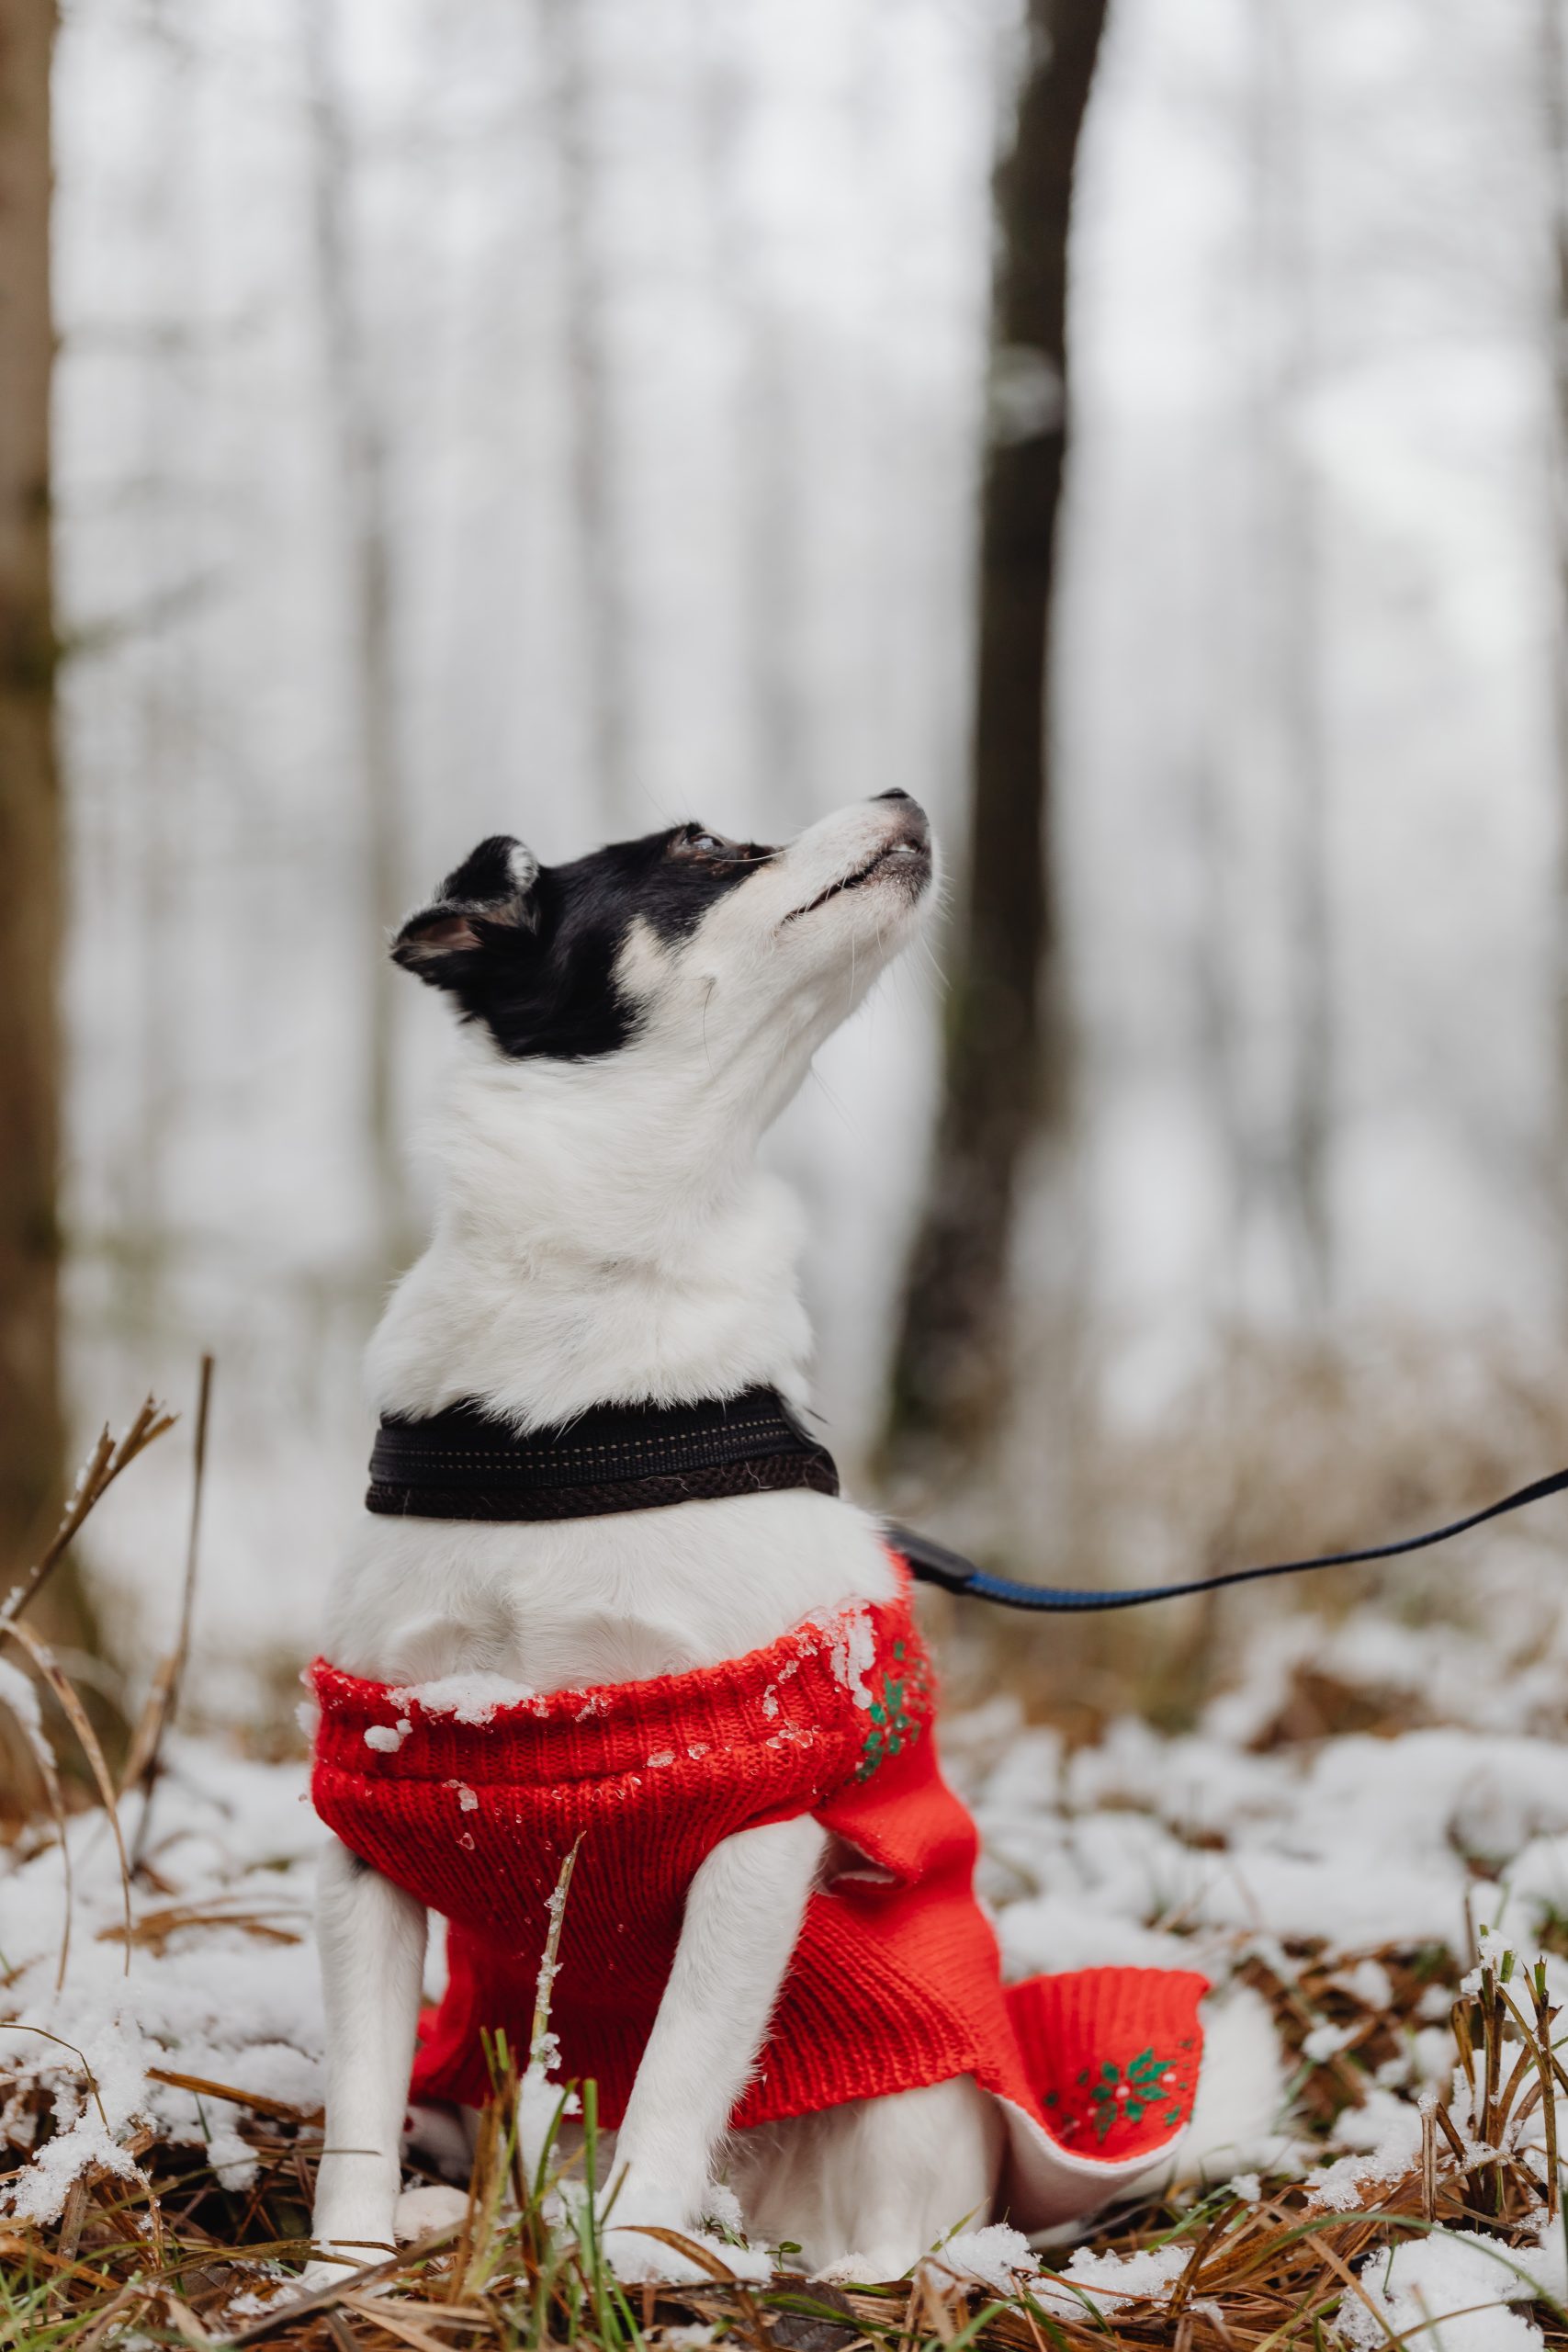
xmin=392 ymin=793 xmax=935 ymax=1124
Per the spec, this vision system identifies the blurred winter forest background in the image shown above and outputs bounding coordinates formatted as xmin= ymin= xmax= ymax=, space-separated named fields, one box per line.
xmin=6 ymin=0 xmax=1568 ymax=1733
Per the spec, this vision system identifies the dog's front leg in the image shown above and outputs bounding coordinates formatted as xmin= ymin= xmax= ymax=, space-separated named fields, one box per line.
xmin=606 ymin=1814 xmax=825 ymax=2267
xmin=308 ymin=1838 xmax=428 ymax=2284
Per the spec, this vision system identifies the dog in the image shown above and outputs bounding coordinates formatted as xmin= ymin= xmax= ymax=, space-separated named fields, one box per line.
xmin=306 ymin=794 xmax=1215 ymax=2287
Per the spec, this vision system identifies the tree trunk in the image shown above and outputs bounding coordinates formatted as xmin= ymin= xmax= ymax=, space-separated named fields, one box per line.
xmin=305 ymin=0 xmax=412 ymax=1273
xmin=1540 ymin=0 xmax=1568 ymax=1292
xmin=698 ymin=2 xmax=802 ymax=825
xmin=886 ymin=0 xmax=1107 ymax=1463
xmin=539 ymin=0 xmax=629 ymax=828
xmin=1253 ymin=0 xmax=1331 ymax=1314
xmin=0 ymin=0 xmax=82 ymax=1647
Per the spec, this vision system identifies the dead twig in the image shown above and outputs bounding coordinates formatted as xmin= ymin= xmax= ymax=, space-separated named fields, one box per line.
xmin=0 ymin=1396 xmax=176 ymax=1630
xmin=1 ymin=1616 xmax=135 ymax=1972
xmin=0 ymin=1659 xmax=75 ymax=1986
xmin=222 ymin=2225 xmax=466 ymax=2345
xmin=126 ymin=1357 xmax=215 ymax=1863
xmin=144 ymin=2064 xmax=324 ymax=2126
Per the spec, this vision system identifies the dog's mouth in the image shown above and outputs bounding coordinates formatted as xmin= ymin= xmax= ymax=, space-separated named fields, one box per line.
xmin=783 ymin=836 xmax=932 ymax=923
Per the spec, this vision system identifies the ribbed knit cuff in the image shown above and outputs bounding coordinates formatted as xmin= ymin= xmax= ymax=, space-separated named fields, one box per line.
xmin=1006 ymin=1965 xmax=1207 ymax=2165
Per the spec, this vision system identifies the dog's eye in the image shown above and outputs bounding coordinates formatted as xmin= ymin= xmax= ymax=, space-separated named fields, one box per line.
xmin=671 ymin=827 xmax=737 ymax=860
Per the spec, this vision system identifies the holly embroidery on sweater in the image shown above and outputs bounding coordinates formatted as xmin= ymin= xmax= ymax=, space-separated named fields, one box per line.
xmin=855 ymin=1639 xmax=931 ymax=1780
xmin=1081 ymin=2047 xmax=1180 ymax=2141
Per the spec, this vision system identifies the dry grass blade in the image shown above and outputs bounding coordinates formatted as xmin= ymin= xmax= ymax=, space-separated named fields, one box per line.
xmin=0 ymin=1662 xmax=75 ymax=1986
xmin=127 ymin=1358 xmax=214 ymax=1861
xmin=72 ymin=2280 xmax=150 ymax=2346
xmin=223 ymin=2226 xmax=467 ymax=2345
xmin=5 ymin=2023 xmax=112 ymax=2132
xmin=1267 ymin=2206 xmax=1401 ymax=2348
xmin=103 ymin=1901 xmax=304 ymax=1955
xmin=529 ymin=1829 xmax=581 ymax=2062
xmin=120 ymin=1650 xmax=178 ymax=1805
xmin=161 ymin=2289 xmax=219 ymax=2346
xmin=0 ymin=2225 xmax=131 ymax=2288
xmin=144 ymin=2064 xmax=323 ymax=2124
xmin=339 ymin=2296 xmax=492 ymax=2329
xmin=611 ymin=2224 xmax=742 ymax=2283
xmin=2 ymin=1617 xmax=134 ymax=1971
xmin=336 ymin=2293 xmax=464 ymax=2352
xmin=0 ymin=1396 xmax=176 ymax=1630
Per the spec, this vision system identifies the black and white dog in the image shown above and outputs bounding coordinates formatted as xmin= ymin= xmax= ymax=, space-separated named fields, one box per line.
xmin=307 ymin=794 xmax=1259 ymax=2283
xmin=311 ymin=794 xmax=984 ymax=2281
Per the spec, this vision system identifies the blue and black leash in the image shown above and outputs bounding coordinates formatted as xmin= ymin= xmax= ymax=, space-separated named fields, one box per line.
xmin=362 ymin=1383 xmax=1568 ymax=1611
xmin=888 ymin=1464 xmax=1568 ymax=1612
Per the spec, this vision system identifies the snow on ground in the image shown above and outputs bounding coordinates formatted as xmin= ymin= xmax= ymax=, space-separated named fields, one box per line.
xmin=0 ymin=1736 xmax=323 ymax=2221
xmin=8 ymin=1593 xmax=1568 ymax=2340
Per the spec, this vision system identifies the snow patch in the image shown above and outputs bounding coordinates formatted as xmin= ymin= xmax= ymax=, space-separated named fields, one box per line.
xmin=392 ymin=1673 xmax=539 ymax=1724
xmin=1342 ymin=2223 xmax=1566 ymax=2351
xmin=1036 ymin=2240 xmax=1190 ymax=2317
xmin=923 ymin=2224 xmax=1038 ymax=2294
xmin=808 ymin=1602 xmax=876 ymax=1708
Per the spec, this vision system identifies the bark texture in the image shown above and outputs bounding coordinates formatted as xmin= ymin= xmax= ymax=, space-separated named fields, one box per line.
xmin=887 ymin=0 xmax=1107 ymax=1460
xmin=0 ymin=0 xmax=73 ymax=1627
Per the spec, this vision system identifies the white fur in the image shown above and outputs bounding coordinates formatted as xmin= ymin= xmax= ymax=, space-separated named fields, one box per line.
xmin=310 ymin=797 xmax=1014 ymax=2282
xmin=606 ymin=1814 xmax=829 ymax=2279
xmin=730 ymin=2079 xmax=1007 ymax=2280
xmin=310 ymin=1838 xmax=428 ymax=2278
xmin=1156 ymin=1985 xmax=1291 ymax=2195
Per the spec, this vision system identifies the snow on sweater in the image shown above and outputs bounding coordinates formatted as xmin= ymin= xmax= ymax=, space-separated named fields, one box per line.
xmin=310 ymin=1569 xmax=1207 ymax=2227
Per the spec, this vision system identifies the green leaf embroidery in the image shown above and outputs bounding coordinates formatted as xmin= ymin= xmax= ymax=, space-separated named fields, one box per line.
xmin=1086 ymin=2051 xmax=1181 ymax=2142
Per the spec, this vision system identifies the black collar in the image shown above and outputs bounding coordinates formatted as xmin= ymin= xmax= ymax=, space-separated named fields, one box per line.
xmin=366 ymin=1385 xmax=840 ymax=1523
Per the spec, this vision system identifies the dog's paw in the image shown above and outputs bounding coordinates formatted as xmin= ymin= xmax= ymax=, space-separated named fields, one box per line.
xmin=298 ymin=2246 xmax=381 ymax=2296
xmin=599 ymin=2184 xmax=706 ymax=2284
xmin=394 ymin=2181 xmax=471 ymax=2241
xmin=300 ymin=2217 xmax=395 ymax=2293
xmin=603 ymin=2215 xmax=703 ymax=2284
xmin=605 ymin=2221 xmax=761 ymax=2286
xmin=603 ymin=2203 xmax=773 ymax=2286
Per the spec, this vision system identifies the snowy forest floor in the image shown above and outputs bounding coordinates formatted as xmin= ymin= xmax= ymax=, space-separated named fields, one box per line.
xmin=12 ymin=1537 xmax=1568 ymax=2346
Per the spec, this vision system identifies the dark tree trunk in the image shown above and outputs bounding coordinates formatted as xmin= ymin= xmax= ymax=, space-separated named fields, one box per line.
xmin=1541 ymin=0 xmax=1568 ymax=1290
xmin=886 ymin=0 xmax=1107 ymax=1462
xmin=1253 ymin=0 xmax=1331 ymax=1313
xmin=0 ymin=0 xmax=82 ymax=1647
xmin=540 ymin=0 xmax=629 ymax=826
xmin=305 ymin=0 xmax=412 ymax=1274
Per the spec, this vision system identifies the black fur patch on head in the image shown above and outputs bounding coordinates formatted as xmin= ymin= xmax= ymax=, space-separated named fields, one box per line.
xmin=392 ymin=823 xmax=775 ymax=1060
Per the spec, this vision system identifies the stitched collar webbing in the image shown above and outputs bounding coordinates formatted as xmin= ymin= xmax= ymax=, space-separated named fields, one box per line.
xmin=366 ymin=1385 xmax=840 ymax=1523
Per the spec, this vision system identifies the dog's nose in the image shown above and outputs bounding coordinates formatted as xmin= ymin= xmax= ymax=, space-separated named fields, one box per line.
xmin=874 ymin=787 xmax=928 ymax=839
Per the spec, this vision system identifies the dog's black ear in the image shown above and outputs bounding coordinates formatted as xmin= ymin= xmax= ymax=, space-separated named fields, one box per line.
xmin=392 ymin=836 xmax=540 ymax=985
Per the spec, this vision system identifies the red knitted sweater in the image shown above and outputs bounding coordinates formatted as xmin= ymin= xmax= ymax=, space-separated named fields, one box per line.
xmin=311 ymin=1575 xmax=1207 ymax=2226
